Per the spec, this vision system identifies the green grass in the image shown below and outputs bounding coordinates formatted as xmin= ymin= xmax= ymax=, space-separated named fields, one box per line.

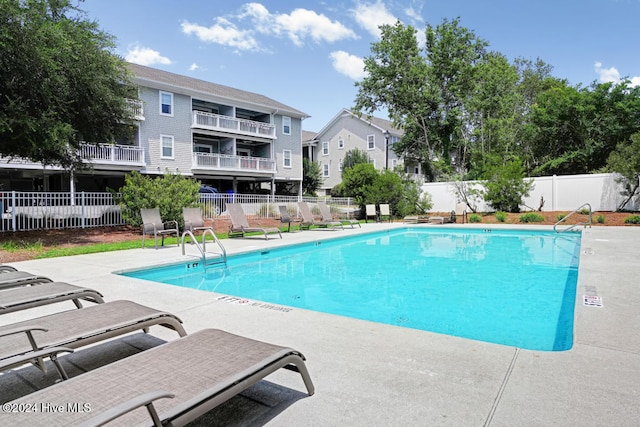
xmin=33 ymin=233 xmax=230 ymax=259
xmin=1 ymin=240 xmax=44 ymax=252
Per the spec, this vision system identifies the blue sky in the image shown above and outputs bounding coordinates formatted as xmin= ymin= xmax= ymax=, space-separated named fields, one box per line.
xmin=81 ymin=0 xmax=640 ymax=132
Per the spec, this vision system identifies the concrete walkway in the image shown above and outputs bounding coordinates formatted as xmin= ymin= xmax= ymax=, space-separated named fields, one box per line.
xmin=1 ymin=224 xmax=639 ymax=426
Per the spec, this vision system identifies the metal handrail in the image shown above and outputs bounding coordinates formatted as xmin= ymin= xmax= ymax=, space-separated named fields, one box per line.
xmin=181 ymin=229 xmax=227 ymax=267
xmin=553 ymin=203 xmax=592 ymax=233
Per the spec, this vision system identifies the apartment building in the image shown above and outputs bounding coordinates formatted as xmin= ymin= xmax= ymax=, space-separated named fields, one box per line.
xmin=303 ymin=109 xmax=404 ymax=195
xmin=0 ymin=63 xmax=309 ymax=195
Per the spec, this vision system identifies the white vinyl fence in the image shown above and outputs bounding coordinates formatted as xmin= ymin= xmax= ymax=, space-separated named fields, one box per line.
xmin=422 ymin=173 xmax=640 ymax=213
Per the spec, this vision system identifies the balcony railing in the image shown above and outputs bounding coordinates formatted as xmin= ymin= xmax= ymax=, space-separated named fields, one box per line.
xmin=192 ymin=111 xmax=276 ymax=138
xmin=79 ymin=144 xmax=145 ymax=165
xmin=126 ymin=99 xmax=144 ymax=121
xmin=193 ymin=152 xmax=276 ymax=173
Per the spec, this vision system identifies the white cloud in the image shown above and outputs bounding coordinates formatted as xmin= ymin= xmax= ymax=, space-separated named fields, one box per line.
xmin=181 ymin=18 xmax=260 ymax=52
xmin=594 ymin=61 xmax=620 ymax=83
xmin=183 ymin=3 xmax=356 ymax=51
xmin=404 ymin=6 xmax=424 ymax=24
xmin=595 ymin=62 xmax=640 ymax=87
xmin=330 ymin=50 xmax=368 ymax=80
xmin=274 ymin=8 xmax=357 ymax=46
xmin=189 ymin=63 xmax=200 ymax=71
xmin=352 ymin=0 xmax=397 ymax=39
xmin=125 ymin=45 xmax=172 ymax=66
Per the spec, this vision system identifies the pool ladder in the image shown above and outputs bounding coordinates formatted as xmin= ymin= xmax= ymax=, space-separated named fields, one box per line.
xmin=181 ymin=229 xmax=227 ymax=268
xmin=553 ymin=203 xmax=592 ymax=233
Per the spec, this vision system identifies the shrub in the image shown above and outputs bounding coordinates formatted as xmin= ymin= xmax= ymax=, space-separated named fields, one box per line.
xmin=481 ymin=157 xmax=533 ymax=212
xmin=519 ymin=212 xmax=544 ymax=223
xmin=579 ymin=208 xmax=590 ymax=215
xmin=114 ymin=170 xmax=200 ymax=227
xmin=494 ymin=211 xmax=507 ymax=223
xmin=556 ymin=213 xmax=566 ymax=221
xmin=596 ymin=215 xmax=605 ymax=224
xmin=468 ymin=213 xmax=482 ymax=223
xmin=624 ymin=215 xmax=640 ymax=224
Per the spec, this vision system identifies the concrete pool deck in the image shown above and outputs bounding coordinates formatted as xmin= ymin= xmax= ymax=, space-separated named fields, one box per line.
xmin=1 ymin=223 xmax=639 ymax=426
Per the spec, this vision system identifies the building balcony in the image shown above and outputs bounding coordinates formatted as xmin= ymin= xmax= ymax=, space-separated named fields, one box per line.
xmin=79 ymin=143 xmax=145 ymax=170
xmin=193 ymin=153 xmax=276 ymax=174
xmin=126 ymin=99 xmax=144 ymax=121
xmin=192 ymin=111 xmax=276 ymax=139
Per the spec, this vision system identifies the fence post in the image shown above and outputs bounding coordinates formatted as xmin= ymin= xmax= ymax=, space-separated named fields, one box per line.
xmin=11 ymin=191 xmax=16 ymax=232
xmin=81 ymin=191 xmax=86 ymax=229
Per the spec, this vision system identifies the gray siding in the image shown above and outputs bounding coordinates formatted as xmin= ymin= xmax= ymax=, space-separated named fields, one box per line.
xmin=139 ymin=88 xmax=193 ymax=175
xmin=315 ymin=112 xmax=400 ymax=192
xmin=273 ymin=115 xmax=303 ymax=181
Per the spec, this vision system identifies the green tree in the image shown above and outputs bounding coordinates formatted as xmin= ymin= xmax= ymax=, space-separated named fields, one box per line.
xmin=354 ymin=18 xmax=488 ymax=180
xmin=341 ymin=148 xmax=370 ymax=175
xmin=481 ymin=157 xmax=533 ymax=212
xmin=607 ymin=132 xmax=640 ymax=211
xmin=0 ymin=0 xmax=137 ymax=169
xmin=527 ymin=80 xmax=640 ymax=175
xmin=341 ymin=163 xmax=379 ymax=207
xmin=302 ymin=158 xmax=322 ymax=196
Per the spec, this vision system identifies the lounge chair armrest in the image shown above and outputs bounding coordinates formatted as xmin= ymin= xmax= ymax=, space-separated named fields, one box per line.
xmin=142 ymin=222 xmax=158 ymax=234
xmin=164 ymin=220 xmax=179 ymax=230
xmin=78 ymin=391 xmax=175 ymax=427
xmin=0 ymin=325 xmax=49 ymax=351
xmin=0 ymin=346 xmax=74 ymax=372
xmin=0 ymin=325 xmax=48 ymax=339
xmin=0 ymin=265 xmax=18 ymax=272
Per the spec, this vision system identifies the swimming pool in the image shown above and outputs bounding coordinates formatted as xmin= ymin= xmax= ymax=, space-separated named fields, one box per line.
xmin=122 ymin=228 xmax=581 ymax=351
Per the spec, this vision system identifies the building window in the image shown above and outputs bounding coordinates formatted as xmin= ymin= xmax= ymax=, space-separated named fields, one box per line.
xmin=283 ymin=149 xmax=292 ymax=168
xmin=391 ymin=159 xmax=397 ymax=169
xmin=367 ymin=135 xmax=375 ymax=150
xmin=160 ymin=91 xmax=173 ymax=116
xmin=322 ymin=141 xmax=329 ymax=156
xmin=161 ymin=135 xmax=174 ymax=159
xmin=338 ymin=159 xmax=343 ymax=172
xmin=338 ymin=137 xmax=344 ymax=149
xmin=282 ymin=116 xmax=291 ymax=135
xmin=323 ymin=164 xmax=329 ymax=177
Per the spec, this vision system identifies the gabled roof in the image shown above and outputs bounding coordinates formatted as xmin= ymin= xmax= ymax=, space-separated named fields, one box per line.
xmin=128 ymin=63 xmax=309 ymax=119
xmin=315 ymin=108 xmax=402 ymax=138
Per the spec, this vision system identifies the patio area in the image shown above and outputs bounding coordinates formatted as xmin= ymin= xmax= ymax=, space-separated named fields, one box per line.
xmin=1 ymin=223 xmax=639 ymax=426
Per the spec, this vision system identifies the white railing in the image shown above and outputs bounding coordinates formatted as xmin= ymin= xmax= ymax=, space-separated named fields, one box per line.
xmin=126 ymin=99 xmax=144 ymax=121
xmin=1 ymin=191 xmax=356 ymax=232
xmin=193 ymin=153 xmax=276 ymax=172
xmin=191 ymin=111 xmax=276 ymax=138
xmin=79 ymin=144 xmax=145 ymax=165
xmin=1 ymin=191 xmax=125 ymax=232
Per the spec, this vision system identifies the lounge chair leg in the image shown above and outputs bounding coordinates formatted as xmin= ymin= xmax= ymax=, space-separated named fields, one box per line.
xmin=72 ymin=299 xmax=83 ymax=309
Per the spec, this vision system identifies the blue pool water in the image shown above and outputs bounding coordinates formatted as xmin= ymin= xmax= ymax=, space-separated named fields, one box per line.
xmin=122 ymin=228 xmax=581 ymax=351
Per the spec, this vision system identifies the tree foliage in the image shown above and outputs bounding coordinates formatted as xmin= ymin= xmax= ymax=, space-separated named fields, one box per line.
xmin=607 ymin=132 xmax=640 ymax=211
xmin=113 ymin=171 xmax=200 ymax=227
xmin=0 ymin=0 xmax=138 ymax=169
xmin=481 ymin=157 xmax=533 ymax=212
xmin=353 ymin=17 xmax=640 ymax=183
xmin=302 ymin=158 xmax=322 ymax=196
xmin=341 ymin=148 xmax=370 ymax=175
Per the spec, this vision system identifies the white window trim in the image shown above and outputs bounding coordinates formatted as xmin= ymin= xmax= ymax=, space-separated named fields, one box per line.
xmin=159 ymin=91 xmax=174 ymax=117
xmin=323 ymin=163 xmax=329 ymax=177
xmin=338 ymin=137 xmax=344 ymax=149
xmin=367 ymin=134 xmax=375 ymax=150
xmin=283 ymin=149 xmax=292 ymax=168
xmin=282 ymin=116 xmax=291 ymax=135
xmin=160 ymin=134 xmax=174 ymax=159
xmin=322 ymin=141 xmax=329 ymax=156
